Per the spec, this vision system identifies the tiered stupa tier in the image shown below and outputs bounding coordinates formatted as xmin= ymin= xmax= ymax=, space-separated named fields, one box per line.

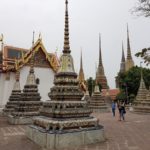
xmin=8 ymin=42 xmax=42 ymax=124
xmin=89 ymin=83 xmax=109 ymax=112
xmin=133 ymin=72 xmax=150 ymax=114
xmin=27 ymin=1 xmax=105 ymax=149
xmin=3 ymin=61 xmax=21 ymax=115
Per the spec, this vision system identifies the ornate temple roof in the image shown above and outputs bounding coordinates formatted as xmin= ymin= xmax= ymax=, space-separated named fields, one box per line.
xmin=1 ymin=39 xmax=60 ymax=72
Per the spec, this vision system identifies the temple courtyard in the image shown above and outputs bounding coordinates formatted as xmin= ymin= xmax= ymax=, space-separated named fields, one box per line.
xmin=0 ymin=111 xmax=149 ymax=150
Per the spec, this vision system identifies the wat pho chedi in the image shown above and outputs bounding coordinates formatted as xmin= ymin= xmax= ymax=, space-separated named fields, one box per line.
xmin=8 ymin=40 xmax=42 ymax=124
xmin=26 ymin=0 xmax=105 ymax=149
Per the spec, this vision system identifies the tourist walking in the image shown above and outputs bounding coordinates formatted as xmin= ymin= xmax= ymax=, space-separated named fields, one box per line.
xmin=117 ymin=101 xmax=126 ymax=121
xmin=120 ymin=101 xmax=126 ymax=121
xmin=117 ymin=101 xmax=122 ymax=121
xmin=111 ymin=101 xmax=116 ymax=117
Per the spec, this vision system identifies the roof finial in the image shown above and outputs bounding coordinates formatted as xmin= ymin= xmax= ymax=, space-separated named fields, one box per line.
xmin=99 ymin=33 xmax=102 ymax=66
xmin=32 ymin=31 xmax=35 ymax=46
xmin=38 ymin=32 xmax=42 ymax=40
xmin=127 ymin=23 xmax=132 ymax=60
xmin=80 ymin=47 xmax=83 ymax=70
xmin=63 ymin=0 xmax=70 ymax=54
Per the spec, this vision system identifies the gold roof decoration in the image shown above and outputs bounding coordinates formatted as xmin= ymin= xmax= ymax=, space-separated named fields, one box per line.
xmin=4 ymin=39 xmax=60 ymax=72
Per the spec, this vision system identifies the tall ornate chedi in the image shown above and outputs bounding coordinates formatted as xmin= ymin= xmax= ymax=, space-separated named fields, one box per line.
xmin=115 ymin=42 xmax=126 ymax=88
xmin=78 ymin=50 xmax=86 ymax=92
xmin=133 ymin=71 xmax=150 ymax=113
xmin=96 ymin=34 xmax=108 ymax=89
xmin=120 ymin=42 xmax=126 ymax=73
xmin=78 ymin=51 xmax=85 ymax=83
xmin=27 ymin=1 xmax=105 ymax=149
xmin=125 ymin=24 xmax=134 ymax=71
xmin=3 ymin=60 xmax=21 ymax=115
xmin=89 ymin=81 xmax=109 ymax=112
xmin=8 ymin=38 xmax=42 ymax=124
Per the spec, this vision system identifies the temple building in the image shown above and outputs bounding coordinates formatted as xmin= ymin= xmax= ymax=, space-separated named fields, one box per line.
xmin=27 ymin=1 xmax=105 ymax=149
xmin=96 ymin=34 xmax=108 ymax=89
xmin=133 ymin=71 xmax=150 ymax=114
xmin=125 ymin=24 xmax=134 ymax=71
xmin=0 ymin=38 xmax=59 ymax=108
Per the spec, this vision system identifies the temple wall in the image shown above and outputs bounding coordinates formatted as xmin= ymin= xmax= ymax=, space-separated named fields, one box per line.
xmin=0 ymin=73 xmax=15 ymax=107
xmin=20 ymin=66 xmax=54 ymax=101
xmin=0 ymin=74 xmax=5 ymax=107
xmin=0 ymin=66 xmax=55 ymax=107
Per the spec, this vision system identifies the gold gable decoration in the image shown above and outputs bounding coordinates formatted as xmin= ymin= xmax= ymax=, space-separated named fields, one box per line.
xmin=16 ymin=39 xmax=60 ymax=72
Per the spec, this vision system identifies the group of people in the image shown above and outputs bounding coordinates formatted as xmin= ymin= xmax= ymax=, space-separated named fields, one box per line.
xmin=111 ymin=100 xmax=126 ymax=121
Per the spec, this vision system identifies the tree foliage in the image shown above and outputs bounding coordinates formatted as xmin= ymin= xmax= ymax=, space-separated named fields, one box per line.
xmin=117 ymin=66 xmax=150 ymax=102
xmin=135 ymin=47 xmax=150 ymax=65
xmin=132 ymin=0 xmax=150 ymax=17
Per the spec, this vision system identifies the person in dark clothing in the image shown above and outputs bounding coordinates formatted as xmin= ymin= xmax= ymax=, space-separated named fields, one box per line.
xmin=120 ymin=101 xmax=126 ymax=121
xmin=111 ymin=101 xmax=116 ymax=117
xmin=117 ymin=101 xmax=122 ymax=121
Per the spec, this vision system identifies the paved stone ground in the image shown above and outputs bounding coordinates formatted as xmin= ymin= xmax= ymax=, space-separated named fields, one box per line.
xmin=0 ymin=111 xmax=150 ymax=150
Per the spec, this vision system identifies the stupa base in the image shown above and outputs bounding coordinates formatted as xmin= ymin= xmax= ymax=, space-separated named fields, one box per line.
xmin=133 ymin=106 xmax=150 ymax=114
xmin=26 ymin=125 xmax=105 ymax=149
xmin=8 ymin=115 xmax=33 ymax=125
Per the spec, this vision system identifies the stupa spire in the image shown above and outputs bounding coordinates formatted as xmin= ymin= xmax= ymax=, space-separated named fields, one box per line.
xmin=29 ymin=31 xmax=35 ymax=74
xmin=99 ymin=33 xmax=102 ymax=66
xmin=121 ymin=41 xmax=125 ymax=62
xmin=78 ymin=49 xmax=85 ymax=82
xmin=63 ymin=0 xmax=70 ymax=54
xmin=119 ymin=41 xmax=126 ymax=73
xmin=26 ymin=32 xmax=36 ymax=85
xmin=127 ymin=24 xmax=132 ymax=60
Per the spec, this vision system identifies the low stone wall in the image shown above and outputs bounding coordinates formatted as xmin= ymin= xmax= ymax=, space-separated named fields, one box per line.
xmin=26 ymin=125 xmax=105 ymax=149
xmin=8 ymin=115 xmax=33 ymax=125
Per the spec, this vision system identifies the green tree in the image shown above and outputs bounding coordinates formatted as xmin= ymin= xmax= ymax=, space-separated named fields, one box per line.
xmin=86 ymin=77 xmax=94 ymax=97
xmin=135 ymin=47 xmax=150 ymax=65
xmin=132 ymin=0 xmax=150 ymax=17
xmin=116 ymin=66 xmax=150 ymax=102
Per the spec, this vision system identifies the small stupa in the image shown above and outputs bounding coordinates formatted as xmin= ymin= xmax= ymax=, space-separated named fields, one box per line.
xmin=133 ymin=70 xmax=150 ymax=114
xmin=26 ymin=1 xmax=105 ymax=149
xmin=3 ymin=59 xmax=21 ymax=115
xmin=89 ymin=81 xmax=109 ymax=112
xmin=8 ymin=34 xmax=42 ymax=124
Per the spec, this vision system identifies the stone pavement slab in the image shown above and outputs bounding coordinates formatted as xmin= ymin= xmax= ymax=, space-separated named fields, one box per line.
xmin=0 ymin=111 xmax=150 ymax=150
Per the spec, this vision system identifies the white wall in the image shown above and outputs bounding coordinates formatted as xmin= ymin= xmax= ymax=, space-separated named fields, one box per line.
xmin=0 ymin=66 xmax=55 ymax=107
xmin=0 ymin=72 xmax=15 ymax=107
xmin=20 ymin=66 xmax=55 ymax=101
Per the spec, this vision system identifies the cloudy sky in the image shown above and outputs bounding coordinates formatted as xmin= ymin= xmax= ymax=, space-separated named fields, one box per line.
xmin=0 ymin=0 xmax=150 ymax=88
